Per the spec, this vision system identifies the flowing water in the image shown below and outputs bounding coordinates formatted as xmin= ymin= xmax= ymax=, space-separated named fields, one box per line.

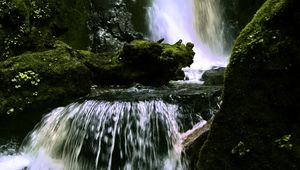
xmin=0 ymin=100 xmax=187 ymax=170
xmin=148 ymin=0 xmax=228 ymax=80
xmin=0 ymin=84 xmax=222 ymax=170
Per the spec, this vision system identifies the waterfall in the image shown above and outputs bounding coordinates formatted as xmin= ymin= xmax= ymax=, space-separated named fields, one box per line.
xmin=11 ymin=100 xmax=187 ymax=170
xmin=148 ymin=0 xmax=228 ymax=80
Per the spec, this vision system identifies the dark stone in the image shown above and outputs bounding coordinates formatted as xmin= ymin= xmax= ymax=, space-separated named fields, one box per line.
xmin=198 ymin=0 xmax=300 ymax=169
xmin=89 ymin=0 xmax=145 ymax=53
xmin=221 ymin=0 xmax=266 ymax=51
xmin=201 ymin=67 xmax=225 ymax=85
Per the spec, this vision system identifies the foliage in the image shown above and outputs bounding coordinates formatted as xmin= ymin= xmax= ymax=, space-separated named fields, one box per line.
xmin=0 ymin=0 xmax=54 ymax=60
xmin=11 ymin=70 xmax=40 ymax=89
xmin=274 ymin=134 xmax=293 ymax=150
xmin=31 ymin=0 xmax=51 ymax=20
xmin=231 ymin=141 xmax=250 ymax=157
xmin=6 ymin=108 xmax=14 ymax=115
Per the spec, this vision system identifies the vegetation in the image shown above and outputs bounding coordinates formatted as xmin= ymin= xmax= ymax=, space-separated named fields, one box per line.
xmin=11 ymin=70 xmax=40 ymax=89
xmin=274 ymin=134 xmax=293 ymax=150
xmin=231 ymin=141 xmax=250 ymax=157
xmin=0 ymin=0 xmax=55 ymax=59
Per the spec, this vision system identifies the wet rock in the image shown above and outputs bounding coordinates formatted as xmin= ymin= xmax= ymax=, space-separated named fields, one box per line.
xmin=201 ymin=67 xmax=225 ymax=85
xmin=182 ymin=120 xmax=212 ymax=170
xmin=198 ymin=0 xmax=300 ymax=169
xmin=89 ymin=0 xmax=145 ymax=53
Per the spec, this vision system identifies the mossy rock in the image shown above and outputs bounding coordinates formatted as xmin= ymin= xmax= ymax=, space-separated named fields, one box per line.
xmin=0 ymin=41 xmax=92 ymax=134
xmin=197 ymin=0 xmax=300 ymax=169
xmin=81 ymin=40 xmax=195 ymax=86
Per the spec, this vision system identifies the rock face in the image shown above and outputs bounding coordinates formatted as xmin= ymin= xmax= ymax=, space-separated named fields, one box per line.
xmin=0 ymin=41 xmax=93 ymax=133
xmin=201 ymin=67 xmax=225 ymax=85
xmin=82 ymin=40 xmax=195 ymax=86
xmin=197 ymin=0 xmax=300 ymax=169
xmin=89 ymin=0 xmax=146 ymax=53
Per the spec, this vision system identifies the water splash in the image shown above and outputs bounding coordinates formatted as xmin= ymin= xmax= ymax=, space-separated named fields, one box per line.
xmin=18 ymin=100 xmax=187 ymax=170
xmin=148 ymin=0 xmax=228 ymax=80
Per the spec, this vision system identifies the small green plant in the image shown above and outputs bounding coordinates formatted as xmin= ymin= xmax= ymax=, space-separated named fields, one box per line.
xmin=274 ymin=134 xmax=293 ymax=150
xmin=11 ymin=70 xmax=40 ymax=89
xmin=32 ymin=91 xmax=38 ymax=96
xmin=231 ymin=141 xmax=250 ymax=157
xmin=0 ymin=0 xmax=16 ymax=17
xmin=31 ymin=1 xmax=51 ymax=20
xmin=6 ymin=108 xmax=14 ymax=115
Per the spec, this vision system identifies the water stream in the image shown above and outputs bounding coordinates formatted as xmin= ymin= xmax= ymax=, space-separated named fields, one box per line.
xmin=0 ymin=84 xmax=222 ymax=170
xmin=1 ymin=100 xmax=186 ymax=170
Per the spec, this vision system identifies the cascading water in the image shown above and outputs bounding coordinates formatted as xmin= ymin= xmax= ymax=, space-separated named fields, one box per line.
xmin=1 ymin=100 xmax=187 ymax=170
xmin=148 ymin=0 xmax=228 ymax=80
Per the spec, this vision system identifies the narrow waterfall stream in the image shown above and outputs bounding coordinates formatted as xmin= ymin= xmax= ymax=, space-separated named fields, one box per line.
xmin=148 ymin=0 xmax=228 ymax=80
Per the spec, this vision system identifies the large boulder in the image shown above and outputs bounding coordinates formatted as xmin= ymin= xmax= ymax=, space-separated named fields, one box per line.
xmin=198 ymin=0 xmax=300 ymax=169
xmin=82 ymin=40 xmax=195 ymax=86
xmin=0 ymin=41 xmax=93 ymax=134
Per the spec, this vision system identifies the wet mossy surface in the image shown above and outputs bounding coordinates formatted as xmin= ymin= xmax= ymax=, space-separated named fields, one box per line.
xmin=82 ymin=40 xmax=195 ymax=86
xmin=0 ymin=41 xmax=93 ymax=134
xmin=197 ymin=0 xmax=300 ymax=169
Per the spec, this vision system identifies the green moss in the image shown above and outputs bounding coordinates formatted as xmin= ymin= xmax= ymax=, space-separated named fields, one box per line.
xmin=52 ymin=0 xmax=90 ymax=49
xmin=0 ymin=0 xmax=56 ymax=59
xmin=0 ymin=0 xmax=91 ymax=60
xmin=0 ymin=41 xmax=92 ymax=132
xmin=80 ymin=40 xmax=194 ymax=86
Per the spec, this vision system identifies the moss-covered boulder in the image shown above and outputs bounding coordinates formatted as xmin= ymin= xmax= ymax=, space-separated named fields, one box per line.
xmin=0 ymin=41 xmax=92 ymax=134
xmin=82 ymin=40 xmax=195 ymax=86
xmin=197 ymin=0 xmax=300 ymax=169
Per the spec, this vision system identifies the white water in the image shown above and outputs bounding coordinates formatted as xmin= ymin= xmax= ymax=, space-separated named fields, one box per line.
xmin=148 ymin=0 xmax=228 ymax=80
xmin=0 ymin=100 xmax=187 ymax=170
